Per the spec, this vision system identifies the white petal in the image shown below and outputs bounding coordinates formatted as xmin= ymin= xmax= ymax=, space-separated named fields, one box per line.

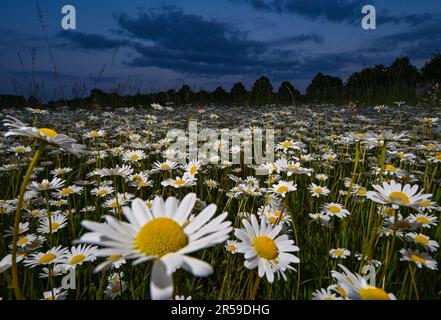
xmin=150 ymin=260 xmax=174 ymax=300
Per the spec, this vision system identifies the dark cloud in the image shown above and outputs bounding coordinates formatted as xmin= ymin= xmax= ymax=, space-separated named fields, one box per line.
xmin=229 ymin=0 xmax=365 ymax=24
xmin=367 ymin=22 xmax=441 ymax=58
xmin=230 ymin=0 xmax=439 ymax=27
xmin=115 ymin=6 xmax=317 ymax=77
xmin=267 ymin=33 xmax=324 ymax=45
xmin=57 ymin=31 xmax=128 ymax=50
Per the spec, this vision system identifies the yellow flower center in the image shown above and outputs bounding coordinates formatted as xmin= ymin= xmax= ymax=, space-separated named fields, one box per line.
xmin=17 ymin=237 xmax=29 ymax=245
xmin=415 ymin=216 xmax=429 ymax=224
xmin=358 ymin=286 xmax=391 ymax=300
xmin=132 ymin=175 xmax=142 ymax=181
xmin=97 ymin=189 xmax=109 ymax=196
xmin=108 ymin=255 xmax=122 ymax=262
xmin=130 ymin=154 xmax=140 ymax=160
xmin=60 ymin=188 xmax=74 ymax=195
xmin=51 ymin=223 xmax=60 ymax=230
xmin=175 ymin=179 xmax=186 ymax=185
xmin=385 ymin=164 xmax=396 ymax=171
xmin=328 ymin=205 xmax=341 ymax=214
xmin=282 ymin=141 xmax=293 ymax=148
xmin=253 ymin=236 xmax=278 ymax=260
xmin=434 ymin=154 xmax=441 ymax=160
xmin=39 ymin=253 xmax=57 ymax=264
xmin=276 ymin=186 xmax=289 ymax=193
xmin=334 ymin=249 xmax=344 ymax=256
xmin=356 ymin=188 xmax=366 ymax=196
xmin=38 ymin=128 xmax=58 ymax=138
xmin=228 ymin=245 xmax=236 ymax=252
xmin=16 ymin=147 xmax=26 ymax=153
xmin=135 ymin=218 xmax=188 ymax=257
xmin=161 ymin=164 xmax=170 ymax=170
xmin=419 ymin=200 xmax=430 ymax=207
xmin=69 ymin=254 xmax=86 ymax=265
xmin=410 ymin=254 xmax=426 ymax=264
xmin=388 ymin=191 xmax=410 ymax=205
xmin=190 ymin=166 xmax=198 ymax=175
xmin=414 ymin=235 xmax=429 ymax=245
xmin=314 ymin=187 xmax=323 ymax=194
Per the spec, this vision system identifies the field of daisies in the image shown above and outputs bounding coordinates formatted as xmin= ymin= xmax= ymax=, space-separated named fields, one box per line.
xmin=0 ymin=103 xmax=440 ymax=300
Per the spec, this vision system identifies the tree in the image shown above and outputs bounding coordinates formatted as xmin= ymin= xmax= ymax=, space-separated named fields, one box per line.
xmin=422 ymin=53 xmax=441 ymax=85
xmin=251 ymin=76 xmax=273 ymax=105
xmin=306 ymin=73 xmax=343 ymax=102
xmin=277 ymin=81 xmax=301 ymax=105
xmin=230 ymin=82 xmax=248 ymax=105
xmin=213 ymin=86 xmax=229 ymax=104
xmin=177 ymin=85 xmax=194 ymax=105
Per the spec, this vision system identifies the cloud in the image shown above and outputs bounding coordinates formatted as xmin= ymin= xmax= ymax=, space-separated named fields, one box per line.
xmin=367 ymin=21 xmax=441 ymax=58
xmin=229 ymin=0 xmax=365 ymax=24
xmin=230 ymin=0 xmax=439 ymax=27
xmin=57 ymin=31 xmax=128 ymax=50
xmin=267 ymin=33 xmax=324 ymax=45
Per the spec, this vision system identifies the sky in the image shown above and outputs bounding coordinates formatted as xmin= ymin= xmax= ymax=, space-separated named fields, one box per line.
xmin=1 ymin=0 xmax=441 ymax=101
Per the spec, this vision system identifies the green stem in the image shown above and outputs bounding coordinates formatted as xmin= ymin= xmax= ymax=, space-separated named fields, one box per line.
xmin=11 ymin=142 xmax=46 ymax=300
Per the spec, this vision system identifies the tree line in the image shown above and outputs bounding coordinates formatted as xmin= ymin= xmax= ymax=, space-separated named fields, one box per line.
xmin=1 ymin=53 xmax=441 ymax=108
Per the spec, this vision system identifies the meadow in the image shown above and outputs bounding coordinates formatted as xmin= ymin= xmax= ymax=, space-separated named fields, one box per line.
xmin=0 ymin=102 xmax=440 ymax=300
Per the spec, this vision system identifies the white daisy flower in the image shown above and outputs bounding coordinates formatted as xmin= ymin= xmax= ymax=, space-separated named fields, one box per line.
xmin=78 ymin=193 xmax=232 ymax=300
xmin=234 ymin=214 xmax=300 ymax=283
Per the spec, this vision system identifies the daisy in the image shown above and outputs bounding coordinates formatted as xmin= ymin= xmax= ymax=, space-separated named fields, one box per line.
xmin=92 ymin=165 xmax=133 ymax=178
xmin=309 ymin=183 xmax=330 ymax=197
xmin=24 ymin=246 xmax=68 ymax=268
xmin=9 ymin=145 xmax=32 ymax=154
xmin=78 ymin=193 xmax=232 ymax=300
xmin=41 ymin=287 xmax=67 ymax=300
xmin=329 ymin=248 xmax=351 ymax=259
xmin=50 ymin=167 xmax=73 ymax=176
xmin=84 ymin=130 xmax=106 ymax=139
xmin=59 ymin=245 xmax=98 ymax=269
xmin=408 ymin=213 xmax=438 ymax=228
xmin=406 ymin=233 xmax=439 ymax=252
xmin=54 ymin=185 xmax=83 ymax=198
xmin=37 ymin=214 xmax=68 ymax=234
xmin=367 ymin=180 xmax=432 ymax=209
xmin=15 ymin=234 xmax=37 ymax=248
xmin=270 ymin=180 xmax=297 ymax=198
xmin=29 ymin=177 xmax=65 ymax=191
xmin=91 ymin=186 xmax=115 ymax=198
xmin=322 ymin=203 xmax=350 ymax=218
xmin=184 ymin=161 xmax=202 ymax=177
xmin=225 ymin=240 xmax=239 ymax=254
xmin=312 ymin=288 xmax=343 ymax=300
xmin=94 ymin=255 xmax=127 ymax=272
xmin=331 ymin=264 xmax=396 ymax=300
xmin=153 ymin=160 xmax=177 ymax=172
xmin=3 ymin=116 xmax=86 ymax=156
xmin=122 ymin=150 xmax=146 ymax=163
xmin=104 ymin=280 xmax=127 ymax=299
xmin=205 ymin=179 xmax=218 ymax=189
xmin=309 ymin=213 xmax=331 ymax=225
xmin=234 ymin=214 xmax=300 ymax=283
xmin=161 ymin=175 xmax=196 ymax=188
xmin=400 ymin=248 xmax=438 ymax=270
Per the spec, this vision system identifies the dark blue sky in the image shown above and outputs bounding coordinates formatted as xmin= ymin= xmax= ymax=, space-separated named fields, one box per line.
xmin=1 ymin=0 xmax=441 ymax=100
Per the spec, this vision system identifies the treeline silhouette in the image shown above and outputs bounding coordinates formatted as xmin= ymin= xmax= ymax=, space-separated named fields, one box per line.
xmin=1 ymin=54 xmax=441 ymax=108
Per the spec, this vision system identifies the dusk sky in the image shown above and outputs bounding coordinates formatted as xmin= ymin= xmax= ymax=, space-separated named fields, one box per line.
xmin=1 ymin=0 xmax=441 ymax=100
